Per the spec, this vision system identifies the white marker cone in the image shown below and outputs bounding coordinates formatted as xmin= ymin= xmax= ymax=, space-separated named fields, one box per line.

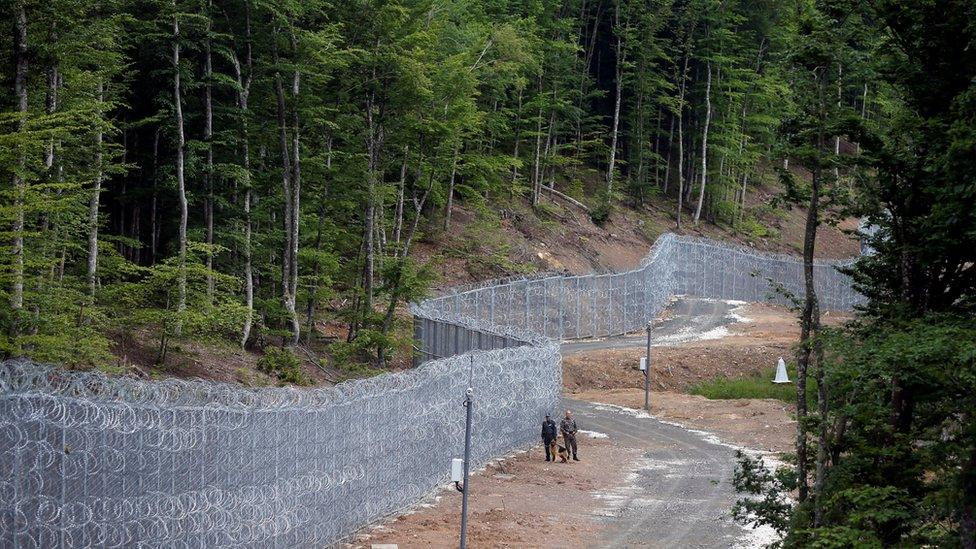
xmin=773 ymin=357 xmax=791 ymax=384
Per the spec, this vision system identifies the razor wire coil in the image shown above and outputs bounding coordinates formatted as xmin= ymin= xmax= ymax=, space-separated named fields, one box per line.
xmin=1 ymin=233 xmax=859 ymax=547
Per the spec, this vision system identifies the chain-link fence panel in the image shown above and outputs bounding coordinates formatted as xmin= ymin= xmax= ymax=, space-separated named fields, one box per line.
xmin=0 ymin=342 xmax=560 ymax=548
xmin=2 ymin=232 xmax=858 ymax=547
xmin=412 ymin=233 xmax=859 ymax=351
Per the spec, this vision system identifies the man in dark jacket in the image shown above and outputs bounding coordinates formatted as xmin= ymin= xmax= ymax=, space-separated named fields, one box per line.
xmin=541 ymin=414 xmax=558 ymax=461
xmin=560 ymin=409 xmax=579 ymax=461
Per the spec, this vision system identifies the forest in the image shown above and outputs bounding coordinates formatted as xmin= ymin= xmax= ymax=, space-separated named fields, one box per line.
xmin=2 ymin=0 xmax=975 ymax=545
xmin=0 ymin=0 xmax=817 ymax=372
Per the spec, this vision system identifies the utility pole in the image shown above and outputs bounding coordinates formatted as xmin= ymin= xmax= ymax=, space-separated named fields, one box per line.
xmin=644 ymin=322 xmax=652 ymax=411
xmin=454 ymin=357 xmax=475 ymax=549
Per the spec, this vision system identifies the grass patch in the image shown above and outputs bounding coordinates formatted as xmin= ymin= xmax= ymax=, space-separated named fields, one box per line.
xmin=688 ymin=363 xmax=813 ymax=405
xmin=738 ymin=215 xmax=781 ymax=240
xmin=442 ymin=217 xmax=537 ymax=279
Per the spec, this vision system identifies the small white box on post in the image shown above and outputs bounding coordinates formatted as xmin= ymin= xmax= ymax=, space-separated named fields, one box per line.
xmin=451 ymin=458 xmax=464 ymax=483
xmin=639 ymin=357 xmax=647 ymax=371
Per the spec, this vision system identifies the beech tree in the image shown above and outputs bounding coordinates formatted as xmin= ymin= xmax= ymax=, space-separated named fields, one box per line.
xmin=0 ymin=0 xmax=812 ymax=367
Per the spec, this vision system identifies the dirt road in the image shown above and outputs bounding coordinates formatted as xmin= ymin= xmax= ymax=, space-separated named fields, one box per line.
xmin=568 ymin=397 xmax=775 ymax=548
xmin=354 ymin=298 xmax=789 ymax=548
xmin=560 ymin=298 xmax=737 ymax=355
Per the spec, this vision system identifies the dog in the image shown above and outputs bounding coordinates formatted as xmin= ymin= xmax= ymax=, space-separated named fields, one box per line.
xmin=548 ymin=439 xmax=571 ymax=463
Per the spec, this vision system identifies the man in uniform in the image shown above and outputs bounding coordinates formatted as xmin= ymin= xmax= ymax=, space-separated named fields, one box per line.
xmin=541 ymin=414 xmax=558 ymax=461
xmin=560 ymin=409 xmax=579 ymax=461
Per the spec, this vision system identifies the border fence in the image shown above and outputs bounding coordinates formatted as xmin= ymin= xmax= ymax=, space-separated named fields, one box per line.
xmin=412 ymin=233 xmax=860 ymax=359
xmin=1 ymin=233 xmax=859 ymax=547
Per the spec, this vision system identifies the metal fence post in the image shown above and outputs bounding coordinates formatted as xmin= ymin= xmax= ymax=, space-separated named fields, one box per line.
xmin=459 ymin=381 xmax=474 ymax=549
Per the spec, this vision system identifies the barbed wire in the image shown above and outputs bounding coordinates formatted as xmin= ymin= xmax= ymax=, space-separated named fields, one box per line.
xmin=2 ymin=232 xmax=859 ymax=547
xmin=413 ymin=233 xmax=861 ymax=352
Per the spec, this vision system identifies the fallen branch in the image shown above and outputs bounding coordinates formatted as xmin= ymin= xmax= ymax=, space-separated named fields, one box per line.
xmin=295 ymin=345 xmax=341 ymax=384
xmin=541 ymin=185 xmax=589 ymax=212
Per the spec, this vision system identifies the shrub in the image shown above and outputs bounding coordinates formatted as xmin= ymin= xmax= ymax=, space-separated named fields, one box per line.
xmin=589 ymin=201 xmax=612 ymax=226
xmin=257 ymin=347 xmax=310 ymax=386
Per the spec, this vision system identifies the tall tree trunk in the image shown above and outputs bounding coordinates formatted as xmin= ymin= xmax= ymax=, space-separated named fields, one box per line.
xmin=855 ymin=83 xmax=868 ymax=154
xmin=272 ymin=29 xmax=299 ymax=345
xmin=663 ymin=113 xmax=675 ymax=194
xmin=511 ymin=88 xmax=523 ymax=187
xmin=693 ymin=62 xmax=712 ymax=225
xmin=653 ymin=107 xmax=662 ymax=191
xmin=833 ymin=65 xmax=842 ymax=181
xmin=738 ymin=172 xmax=749 ymax=224
xmin=173 ymin=7 xmax=188 ymax=336
xmin=605 ymin=0 xmax=623 ymax=206
xmin=531 ymin=75 xmax=544 ymax=207
xmin=235 ymin=3 xmax=254 ymax=348
xmin=377 ymin=177 xmax=435 ymax=367
xmin=303 ymin=136 xmax=332 ymax=344
xmin=363 ymin=87 xmax=383 ymax=316
xmin=735 ymin=117 xmax=749 ymax=226
xmin=87 ymin=82 xmax=105 ymax=301
xmin=204 ymin=7 xmax=215 ymax=305
xmin=288 ymin=34 xmax=302 ymax=345
xmin=150 ymin=128 xmax=160 ymax=264
xmin=575 ymin=0 xmax=600 ymax=165
xmin=394 ymin=145 xmax=406 ymax=243
xmin=304 ymin=201 xmax=326 ymax=345
xmin=675 ymin=50 xmax=691 ymax=230
xmin=633 ymin=63 xmax=647 ymax=204
xmin=798 ymin=69 xmax=827 ymax=508
xmin=9 ymin=1 xmax=28 ymax=333
xmin=49 ymin=66 xmax=68 ymax=282
xmin=444 ymin=143 xmax=459 ymax=229
xmin=815 ymin=70 xmax=841 ymax=524
xmin=540 ymin=100 xmax=555 ymax=196
xmin=34 ymin=58 xmax=59 ymax=330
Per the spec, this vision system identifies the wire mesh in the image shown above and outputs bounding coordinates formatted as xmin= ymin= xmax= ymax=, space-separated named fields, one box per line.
xmin=412 ymin=233 xmax=860 ymax=351
xmin=1 ymin=232 xmax=858 ymax=547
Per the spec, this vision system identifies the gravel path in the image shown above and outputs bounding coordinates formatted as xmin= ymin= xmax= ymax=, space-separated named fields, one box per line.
xmin=560 ymin=298 xmax=738 ymax=355
xmin=565 ymin=397 xmax=768 ymax=548
xmin=560 ymin=298 xmax=775 ymax=548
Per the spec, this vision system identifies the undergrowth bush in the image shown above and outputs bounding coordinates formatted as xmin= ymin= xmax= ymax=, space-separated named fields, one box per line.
xmin=589 ymin=201 xmax=612 ymax=225
xmin=257 ymin=347 xmax=310 ymax=386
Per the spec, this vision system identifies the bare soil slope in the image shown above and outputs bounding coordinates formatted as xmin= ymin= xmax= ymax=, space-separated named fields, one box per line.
xmin=418 ymin=179 xmax=860 ymax=292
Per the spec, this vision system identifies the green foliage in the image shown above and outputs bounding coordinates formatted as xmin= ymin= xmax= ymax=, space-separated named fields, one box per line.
xmin=796 ymin=316 xmax=976 ymax=546
xmin=738 ymin=216 xmax=778 ymax=240
xmin=329 ymin=329 xmax=391 ymax=371
xmin=731 ymin=450 xmax=796 ymax=534
xmin=257 ymin=347 xmax=310 ymax=386
xmin=589 ymin=201 xmax=612 ymax=226
xmin=688 ymin=363 xmax=811 ymax=405
xmin=444 ymin=218 xmax=536 ymax=278
xmin=0 ymin=0 xmax=803 ymax=372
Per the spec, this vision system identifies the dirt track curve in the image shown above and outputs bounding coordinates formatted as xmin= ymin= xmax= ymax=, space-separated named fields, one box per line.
xmin=560 ymin=297 xmax=774 ymax=548
xmin=564 ymin=397 xmax=768 ymax=548
xmin=560 ymin=298 xmax=736 ymax=355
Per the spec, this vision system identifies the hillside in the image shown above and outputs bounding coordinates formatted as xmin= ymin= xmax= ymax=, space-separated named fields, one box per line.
xmin=418 ymin=176 xmax=860 ymax=292
xmin=113 ymin=176 xmax=858 ymax=388
xmin=1 ymin=0 xmax=866 ymax=388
